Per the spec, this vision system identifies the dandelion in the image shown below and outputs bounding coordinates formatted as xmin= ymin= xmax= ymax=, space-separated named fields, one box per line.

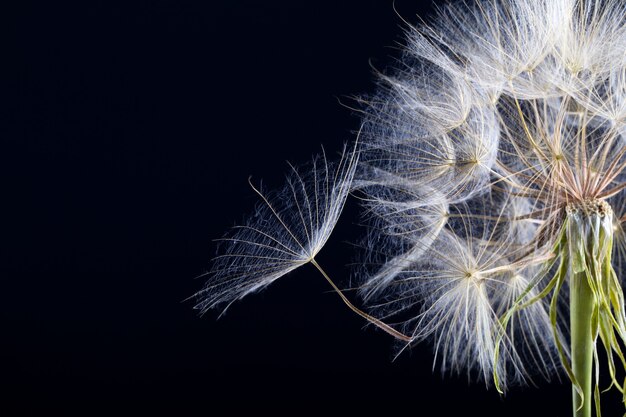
xmin=198 ymin=0 xmax=626 ymax=415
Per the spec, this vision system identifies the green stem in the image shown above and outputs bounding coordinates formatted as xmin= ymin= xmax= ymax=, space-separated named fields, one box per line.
xmin=570 ymin=266 xmax=595 ymax=417
xmin=501 ymin=201 xmax=624 ymax=416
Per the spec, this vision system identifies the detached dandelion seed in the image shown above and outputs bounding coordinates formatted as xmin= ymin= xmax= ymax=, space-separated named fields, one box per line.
xmin=198 ymin=1 xmax=626 ymax=415
xmin=195 ymin=143 xmax=410 ymax=341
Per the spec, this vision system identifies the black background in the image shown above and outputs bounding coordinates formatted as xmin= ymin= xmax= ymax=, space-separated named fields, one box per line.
xmin=4 ymin=0 xmax=618 ymax=415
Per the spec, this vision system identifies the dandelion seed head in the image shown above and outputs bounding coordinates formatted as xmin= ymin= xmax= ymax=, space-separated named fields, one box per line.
xmin=357 ymin=0 xmax=626 ymax=388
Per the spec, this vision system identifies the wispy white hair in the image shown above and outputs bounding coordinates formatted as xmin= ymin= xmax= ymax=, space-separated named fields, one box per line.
xmin=195 ymin=146 xmax=357 ymax=314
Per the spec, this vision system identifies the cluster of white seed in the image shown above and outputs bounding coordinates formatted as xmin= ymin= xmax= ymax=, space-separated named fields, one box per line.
xmin=356 ymin=0 xmax=625 ymax=386
xmin=198 ymin=0 xmax=626 ymax=392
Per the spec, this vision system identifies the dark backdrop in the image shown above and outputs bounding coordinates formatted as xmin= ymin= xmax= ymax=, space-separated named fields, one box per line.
xmin=4 ymin=1 xmax=615 ymax=415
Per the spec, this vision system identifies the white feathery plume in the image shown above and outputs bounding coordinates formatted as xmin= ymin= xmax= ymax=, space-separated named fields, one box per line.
xmin=357 ymin=183 xmax=449 ymax=300
xmin=195 ymin=146 xmax=357 ymax=313
xmin=554 ymin=0 xmax=626 ymax=91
